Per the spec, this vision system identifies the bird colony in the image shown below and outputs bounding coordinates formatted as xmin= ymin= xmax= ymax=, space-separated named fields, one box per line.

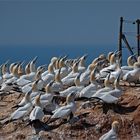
xmin=0 ymin=51 xmax=140 ymax=140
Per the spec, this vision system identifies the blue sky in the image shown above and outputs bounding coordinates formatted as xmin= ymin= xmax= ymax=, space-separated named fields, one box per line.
xmin=0 ymin=0 xmax=140 ymax=47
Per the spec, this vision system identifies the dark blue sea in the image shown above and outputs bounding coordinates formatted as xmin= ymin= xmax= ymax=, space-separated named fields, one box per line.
xmin=0 ymin=45 xmax=131 ymax=66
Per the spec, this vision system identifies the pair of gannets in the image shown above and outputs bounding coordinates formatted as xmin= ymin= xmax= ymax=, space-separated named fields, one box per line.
xmin=62 ymin=61 xmax=79 ymax=86
xmin=92 ymin=71 xmax=122 ymax=103
xmin=99 ymin=51 xmax=120 ymax=79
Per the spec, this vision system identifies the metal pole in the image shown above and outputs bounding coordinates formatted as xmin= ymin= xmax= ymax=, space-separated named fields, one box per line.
xmin=136 ymin=19 xmax=140 ymax=56
xmin=119 ymin=17 xmax=123 ymax=65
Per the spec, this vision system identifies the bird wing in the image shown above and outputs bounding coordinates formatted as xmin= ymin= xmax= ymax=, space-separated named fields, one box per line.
xmin=100 ymin=94 xmax=118 ymax=104
xmin=30 ymin=106 xmax=44 ymax=121
xmin=52 ymin=107 xmax=71 ymax=119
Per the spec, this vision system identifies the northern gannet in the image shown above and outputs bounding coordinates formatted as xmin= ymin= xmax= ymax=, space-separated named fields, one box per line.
xmin=99 ymin=52 xmax=119 ymax=80
xmin=42 ymin=63 xmax=55 ymax=85
xmin=46 ymin=92 xmax=77 ymax=124
xmin=93 ymin=73 xmax=113 ymax=98
xmin=21 ymin=67 xmax=45 ymax=93
xmin=9 ymin=97 xmax=33 ymax=121
xmin=5 ymin=63 xmax=20 ymax=84
xmin=123 ymin=62 xmax=140 ymax=83
xmin=78 ymin=54 xmax=88 ymax=73
xmin=60 ymin=73 xmax=84 ymax=97
xmin=99 ymin=121 xmax=119 ymax=140
xmin=20 ymin=56 xmax=38 ymax=81
xmin=12 ymin=90 xmax=31 ymax=108
xmin=29 ymin=94 xmax=44 ymax=125
xmin=51 ymin=69 xmax=63 ymax=92
xmin=79 ymin=66 xmax=99 ymax=98
xmin=97 ymin=72 xmax=123 ymax=103
xmin=62 ymin=61 xmax=79 ymax=86
xmin=57 ymin=56 xmax=70 ymax=79
xmin=41 ymin=57 xmax=57 ymax=77
xmin=121 ymin=54 xmax=136 ymax=71
xmin=2 ymin=60 xmax=12 ymax=80
xmin=80 ymin=63 xmax=95 ymax=86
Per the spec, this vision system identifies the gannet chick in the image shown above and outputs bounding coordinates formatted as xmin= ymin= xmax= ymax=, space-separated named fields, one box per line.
xmin=99 ymin=121 xmax=119 ymax=140
xmin=46 ymin=92 xmax=77 ymax=124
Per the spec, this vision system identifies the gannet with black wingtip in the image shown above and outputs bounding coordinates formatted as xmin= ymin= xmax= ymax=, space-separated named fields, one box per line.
xmin=60 ymin=73 xmax=84 ymax=97
xmin=79 ymin=66 xmax=99 ymax=98
xmin=123 ymin=62 xmax=140 ymax=83
xmin=62 ymin=61 xmax=79 ymax=87
xmin=47 ymin=92 xmax=77 ymax=124
xmin=99 ymin=121 xmax=119 ymax=140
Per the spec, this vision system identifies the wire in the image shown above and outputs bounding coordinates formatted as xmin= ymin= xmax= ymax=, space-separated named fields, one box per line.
xmin=123 ymin=20 xmax=135 ymax=24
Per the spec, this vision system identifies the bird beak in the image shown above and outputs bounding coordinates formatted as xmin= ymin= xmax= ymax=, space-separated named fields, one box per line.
xmin=32 ymin=56 xmax=38 ymax=63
